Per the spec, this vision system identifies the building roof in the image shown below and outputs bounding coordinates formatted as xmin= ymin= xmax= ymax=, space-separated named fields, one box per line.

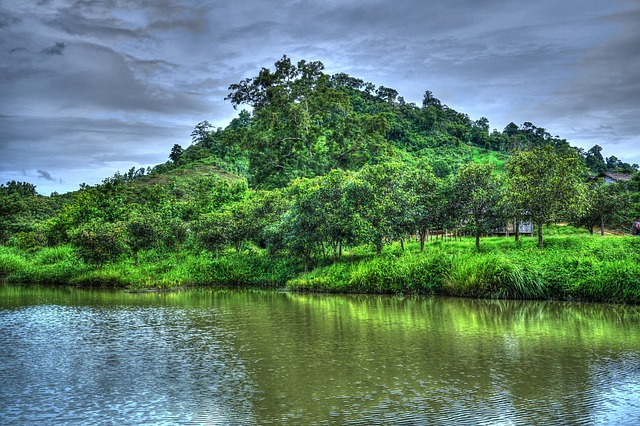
xmin=603 ymin=172 xmax=632 ymax=182
xmin=587 ymin=172 xmax=633 ymax=183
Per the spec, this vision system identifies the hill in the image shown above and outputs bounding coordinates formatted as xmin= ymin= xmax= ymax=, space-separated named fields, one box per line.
xmin=1 ymin=56 xmax=640 ymax=302
xmin=131 ymin=56 xmax=633 ymax=194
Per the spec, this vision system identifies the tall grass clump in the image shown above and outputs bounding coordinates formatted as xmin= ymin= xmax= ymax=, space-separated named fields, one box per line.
xmin=24 ymin=245 xmax=86 ymax=284
xmin=445 ymin=252 xmax=546 ymax=299
xmin=210 ymin=250 xmax=301 ymax=287
xmin=586 ymin=261 xmax=640 ymax=303
xmin=537 ymin=236 xmax=640 ymax=302
xmin=288 ymin=249 xmax=451 ymax=294
xmin=347 ymin=251 xmax=449 ymax=294
xmin=0 ymin=246 xmax=28 ymax=278
xmin=554 ymin=259 xmax=640 ymax=303
xmin=1 ymin=245 xmax=89 ymax=284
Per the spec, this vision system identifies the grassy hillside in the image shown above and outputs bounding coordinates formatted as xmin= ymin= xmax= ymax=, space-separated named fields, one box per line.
xmin=2 ymin=56 xmax=639 ymax=303
xmin=134 ymin=157 xmax=242 ymax=194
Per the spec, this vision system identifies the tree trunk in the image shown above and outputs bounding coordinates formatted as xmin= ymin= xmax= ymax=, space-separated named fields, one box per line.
xmin=400 ymin=238 xmax=405 ymax=252
xmin=537 ymin=223 xmax=543 ymax=248
xmin=475 ymin=233 xmax=480 ymax=250
xmin=600 ymin=217 xmax=605 ymax=236
xmin=419 ymin=232 xmax=426 ymax=252
xmin=304 ymin=248 xmax=313 ymax=272
xmin=514 ymin=218 xmax=520 ymax=242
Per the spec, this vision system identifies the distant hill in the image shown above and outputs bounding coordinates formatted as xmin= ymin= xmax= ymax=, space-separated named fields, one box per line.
xmin=137 ymin=56 xmax=587 ymax=193
xmin=55 ymin=54 xmax=629 ymax=200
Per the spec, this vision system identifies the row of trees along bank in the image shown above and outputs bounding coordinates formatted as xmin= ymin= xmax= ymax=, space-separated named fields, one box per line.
xmin=2 ymin=143 xmax=636 ymax=273
xmin=1 ymin=56 xmax=639 ymax=280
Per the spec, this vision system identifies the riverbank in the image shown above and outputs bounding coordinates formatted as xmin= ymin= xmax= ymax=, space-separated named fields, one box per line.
xmin=2 ymin=234 xmax=640 ymax=303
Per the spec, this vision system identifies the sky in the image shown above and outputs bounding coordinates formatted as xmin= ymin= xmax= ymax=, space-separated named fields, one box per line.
xmin=1 ymin=0 xmax=639 ymax=195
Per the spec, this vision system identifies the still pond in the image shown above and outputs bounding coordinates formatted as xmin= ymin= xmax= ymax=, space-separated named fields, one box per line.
xmin=1 ymin=284 xmax=639 ymax=424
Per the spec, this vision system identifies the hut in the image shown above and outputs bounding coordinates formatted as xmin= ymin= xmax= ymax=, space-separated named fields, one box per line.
xmin=587 ymin=172 xmax=632 ymax=184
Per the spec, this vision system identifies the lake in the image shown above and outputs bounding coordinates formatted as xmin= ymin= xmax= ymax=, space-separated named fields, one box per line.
xmin=1 ymin=284 xmax=639 ymax=424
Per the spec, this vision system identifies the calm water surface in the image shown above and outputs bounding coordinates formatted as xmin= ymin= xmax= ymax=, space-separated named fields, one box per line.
xmin=1 ymin=284 xmax=639 ymax=424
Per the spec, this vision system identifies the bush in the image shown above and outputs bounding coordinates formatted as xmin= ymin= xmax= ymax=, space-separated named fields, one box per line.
xmin=70 ymin=220 xmax=128 ymax=268
xmin=9 ymin=230 xmax=48 ymax=252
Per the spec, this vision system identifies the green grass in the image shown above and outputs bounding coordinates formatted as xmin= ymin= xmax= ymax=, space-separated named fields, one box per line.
xmin=134 ymin=157 xmax=241 ymax=193
xmin=0 ymin=246 xmax=28 ymax=276
xmin=444 ymin=251 xmax=546 ymax=299
xmin=287 ymin=234 xmax=640 ymax=303
xmin=470 ymin=147 xmax=508 ymax=173
xmin=3 ymin=233 xmax=640 ymax=303
xmin=287 ymin=248 xmax=448 ymax=294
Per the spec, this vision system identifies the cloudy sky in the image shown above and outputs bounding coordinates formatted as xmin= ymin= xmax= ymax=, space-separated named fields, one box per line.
xmin=1 ymin=0 xmax=639 ymax=194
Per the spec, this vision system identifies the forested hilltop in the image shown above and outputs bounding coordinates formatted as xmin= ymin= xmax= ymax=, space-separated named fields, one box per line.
xmin=2 ymin=56 xmax=640 ymax=302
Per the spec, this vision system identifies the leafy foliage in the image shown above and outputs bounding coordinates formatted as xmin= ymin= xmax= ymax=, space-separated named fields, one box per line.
xmin=505 ymin=145 xmax=589 ymax=247
xmin=1 ymin=56 xmax=639 ymax=302
xmin=70 ymin=220 xmax=128 ymax=268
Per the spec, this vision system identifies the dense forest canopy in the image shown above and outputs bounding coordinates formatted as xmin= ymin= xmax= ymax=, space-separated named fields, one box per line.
xmin=2 ymin=56 xmax=639 ymax=268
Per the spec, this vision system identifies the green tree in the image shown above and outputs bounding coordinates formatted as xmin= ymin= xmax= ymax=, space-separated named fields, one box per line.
xmin=225 ymin=198 xmax=258 ymax=252
xmin=193 ymin=176 xmax=248 ymax=214
xmin=191 ymin=120 xmax=214 ymax=145
xmin=0 ymin=190 xmax=28 ymax=245
xmin=0 ymin=181 xmax=41 ymax=245
xmin=584 ymin=144 xmax=606 ymax=173
xmin=405 ymin=163 xmax=440 ymax=251
xmin=195 ymin=211 xmax=233 ymax=258
xmin=325 ymin=112 xmax=389 ymax=170
xmin=316 ymin=170 xmax=359 ymax=261
xmin=453 ymin=163 xmax=503 ymax=249
xmin=572 ymin=181 xmax=629 ymax=235
xmin=169 ymin=144 xmax=183 ymax=165
xmin=126 ymin=207 xmax=158 ymax=266
xmin=71 ymin=220 xmax=128 ymax=268
xmin=250 ymin=189 xmax=290 ymax=251
xmin=165 ymin=216 xmax=189 ymax=254
xmin=353 ymin=162 xmax=411 ymax=254
xmin=422 ymin=90 xmax=442 ymax=108
xmin=284 ymin=170 xmax=359 ymax=266
xmin=281 ymin=178 xmax=323 ymax=270
xmin=46 ymin=182 xmax=126 ymax=244
xmin=505 ymin=145 xmax=587 ymax=248
xmin=226 ymin=55 xmax=350 ymax=188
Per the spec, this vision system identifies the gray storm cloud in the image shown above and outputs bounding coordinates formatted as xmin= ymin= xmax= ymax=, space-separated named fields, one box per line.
xmin=37 ymin=169 xmax=55 ymax=181
xmin=41 ymin=42 xmax=65 ymax=55
xmin=1 ymin=0 xmax=638 ymax=194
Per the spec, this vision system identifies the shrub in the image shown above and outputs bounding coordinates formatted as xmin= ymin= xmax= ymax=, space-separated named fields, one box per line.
xmin=70 ymin=220 xmax=128 ymax=268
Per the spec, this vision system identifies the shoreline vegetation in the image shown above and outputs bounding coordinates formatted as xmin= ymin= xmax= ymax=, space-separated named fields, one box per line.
xmin=2 ymin=227 xmax=640 ymax=304
xmin=3 ymin=57 xmax=640 ymax=304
